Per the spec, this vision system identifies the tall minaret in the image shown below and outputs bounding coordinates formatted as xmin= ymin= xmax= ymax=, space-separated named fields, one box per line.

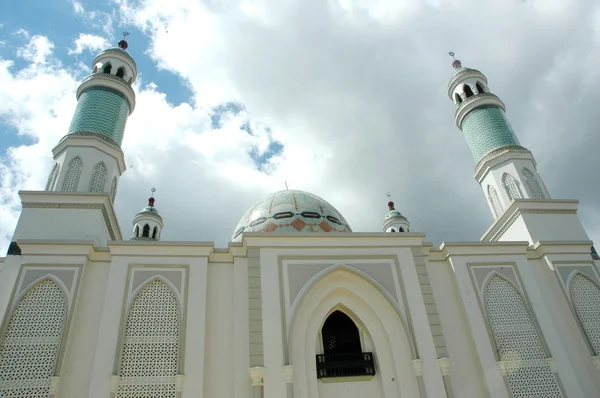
xmin=8 ymin=38 xmax=137 ymax=251
xmin=45 ymin=37 xmax=136 ymax=202
xmin=447 ymin=54 xmax=591 ymax=244
xmin=447 ymin=54 xmax=550 ymax=219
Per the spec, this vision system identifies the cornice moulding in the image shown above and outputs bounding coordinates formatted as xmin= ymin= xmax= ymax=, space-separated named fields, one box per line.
xmin=481 ymin=200 xmax=580 ymax=242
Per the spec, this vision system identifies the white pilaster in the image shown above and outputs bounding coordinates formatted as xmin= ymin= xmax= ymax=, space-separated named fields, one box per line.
xmin=181 ymin=257 xmax=208 ymax=397
xmin=86 ymin=257 xmax=129 ymax=397
xmin=260 ymin=249 xmax=287 ymax=398
xmin=396 ymin=248 xmax=447 ymax=397
xmin=446 ymin=255 xmax=510 ymax=398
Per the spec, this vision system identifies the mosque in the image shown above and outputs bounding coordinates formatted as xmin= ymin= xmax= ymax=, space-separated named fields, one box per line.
xmin=0 ymin=39 xmax=599 ymax=398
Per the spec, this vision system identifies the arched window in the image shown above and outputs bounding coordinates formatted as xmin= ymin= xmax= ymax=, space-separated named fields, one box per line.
xmin=523 ymin=168 xmax=545 ymax=199
xmin=62 ymin=156 xmax=83 ymax=191
xmin=398 ymin=227 xmax=404 ymax=232
xmin=570 ymin=274 xmax=600 ymax=355
xmin=152 ymin=226 xmax=158 ymax=239
xmin=103 ymin=63 xmax=112 ymax=74
xmin=134 ymin=225 xmax=140 ymax=238
xmin=455 ymin=93 xmax=463 ymax=104
xmin=142 ymin=224 xmax=150 ymax=238
xmin=110 ymin=176 xmax=118 ymax=203
xmin=488 ymin=185 xmax=503 ymax=218
xmin=89 ymin=162 xmax=107 ymax=192
xmin=93 ymin=65 xmax=98 ymax=73
xmin=476 ymin=82 xmax=485 ymax=94
xmin=0 ymin=279 xmax=67 ymax=397
xmin=116 ymin=280 xmax=179 ymax=397
xmin=464 ymin=84 xmax=474 ymax=98
xmin=116 ymin=67 xmax=125 ymax=78
xmin=45 ymin=163 xmax=60 ymax=191
xmin=502 ymin=173 xmax=523 ymax=201
xmin=389 ymin=228 xmax=396 ymax=232
xmin=484 ymin=275 xmax=561 ymax=397
xmin=322 ymin=311 xmax=362 ymax=354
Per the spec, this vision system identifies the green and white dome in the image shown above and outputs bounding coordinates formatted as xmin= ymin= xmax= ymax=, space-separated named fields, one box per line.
xmin=232 ymin=190 xmax=352 ymax=242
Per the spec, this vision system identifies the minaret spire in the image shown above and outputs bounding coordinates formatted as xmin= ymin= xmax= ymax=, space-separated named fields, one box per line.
xmin=383 ymin=193 xmax=410 ymax=233
xmin=447 ymin=58 xmax=550 ymax=220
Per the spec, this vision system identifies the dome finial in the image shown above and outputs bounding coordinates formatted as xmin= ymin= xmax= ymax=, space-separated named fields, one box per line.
xmin=118 ymin=31 xmax=129 ymax=50
xmin=449 ymin=51 xmax=462 ymax=69
xmin=148 ymin=187 xmax=156 ymax=207
xmin=386 ymin=192 xmax=395 ymax=210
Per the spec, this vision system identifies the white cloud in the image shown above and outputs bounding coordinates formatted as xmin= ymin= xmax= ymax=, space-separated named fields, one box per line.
xmin=71 ymin=0 xmax=114 ymax=37
xmin=68 ymin=33 xmax=111 ymax=55
xmin=16 ymin=35 xmax=55 ymax=64
xmin=1 ymin=0 xmax=600 ymax=253
xmin=12 ymin=28 xmax=29 ymax=38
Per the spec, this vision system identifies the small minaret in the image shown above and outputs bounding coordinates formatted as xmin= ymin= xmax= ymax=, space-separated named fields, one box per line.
xmin=131 ymin=190 xmax=163 ymax=241
xmin=44 ymin=36 xmax=137 ymax=203
xmin=383 ymin=200 xmax=410 ymax=233
xmin=447 ymin=53 xmax=550 ymax=219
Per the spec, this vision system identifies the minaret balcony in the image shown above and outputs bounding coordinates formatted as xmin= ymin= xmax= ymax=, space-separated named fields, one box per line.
xmin=455 ymin=93 xmax=505 ymax=129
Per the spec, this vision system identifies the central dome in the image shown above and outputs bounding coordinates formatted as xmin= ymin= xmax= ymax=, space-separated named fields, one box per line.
xmin=232 ymin=190 xmax=352 ymax=242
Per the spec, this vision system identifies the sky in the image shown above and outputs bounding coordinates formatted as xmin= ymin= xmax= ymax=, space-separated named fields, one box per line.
xmin=0 ymin=0 xmax=599 ymax=252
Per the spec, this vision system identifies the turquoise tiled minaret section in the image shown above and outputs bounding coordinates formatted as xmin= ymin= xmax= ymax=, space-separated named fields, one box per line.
xmin=461 ymin=105 xmax=520 ymax=163
xmin=68 ymin=86 xmax=130 ymax=146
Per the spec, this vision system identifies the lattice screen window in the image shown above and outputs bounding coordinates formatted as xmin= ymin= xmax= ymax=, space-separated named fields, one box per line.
xmin=0 ymin=279 xmax=67 ymax=398
xmin=502 ymin=173 xmax=523 ymax=201
xmin=488 ymin=185 xmax=503 ymax=218
xmin=62 ymin=156 xmax=83 ymax=191
xmin=45 ymin=163 xmax=60 ymax=191
xmin=110 ymin=176 xmax=118 ymax=203
xmin=570 ymin=274 xmax=600 ymax=355
xmin=523 ymin=168 xmax=545 ymax=199
xmin=117 ymin=280 xmax=180 ymax=398
xmin=89 ymin=162 xmax=107 ymax=192
xmin=484 ymin=275 xmax=562 ymax=398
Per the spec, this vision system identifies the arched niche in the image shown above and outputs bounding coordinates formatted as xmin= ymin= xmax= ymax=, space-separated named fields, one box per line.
xmin=288 ymin=268 xmax=419 ymax=398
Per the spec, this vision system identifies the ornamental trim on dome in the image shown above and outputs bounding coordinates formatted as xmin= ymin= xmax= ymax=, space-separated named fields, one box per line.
xmin=232 ymin=190 xmax=352 ymax=241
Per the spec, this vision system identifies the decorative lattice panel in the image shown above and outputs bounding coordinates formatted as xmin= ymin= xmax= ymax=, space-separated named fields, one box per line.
xmin=110 ymin=176 xmax=118 ymax=203
xmin=62 ymin=156 xmax=82 ymax=192
xmin=488 ymin=185 xmax=503 ymax=217
xmin=117 ymin=280 xmax=180 ymax=398
xmin=484 ymin=275 xmax=562 ymax=398
xmin=571 ymin=274 xmax=600 ymax=355
xmin=523 ymin=168 xmax=545 ymax=199
xmin=502 ymin=173 xmax=523 ymax=201
xmin=0 ymin=279 xmax=67 ymax=397
xmin=89 ymin=162 xmax=107 ymax=192
xmin=45 ymin=163 xmax=60 ymax=191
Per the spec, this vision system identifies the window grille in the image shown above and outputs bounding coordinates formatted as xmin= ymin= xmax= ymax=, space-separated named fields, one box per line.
xmin=570 ymin=274 xmax=600 ymax=355
xmin=45 ymin=163 xmax=60 ymax=191
xmin=502 ymin=173 xmax=523 ymax=201
xmin=110 ymin=176 xmax=118 ymax=203
xmin=0 ymin=279 xmax=67 ymax=398
xmin=62 ymin=156 xmax=82 ymax=191
xmin=523 ymin=168 xmax=545 ymax=199
xmin=116 ymin=280 xmax=179 ymax=398
xmin=89 ymin=162 xmax=107 ymax=192
xmin=484 ymin=275 xmax=562 ymax=398
xmin=488 ymin=185 xmax=503 ymax=217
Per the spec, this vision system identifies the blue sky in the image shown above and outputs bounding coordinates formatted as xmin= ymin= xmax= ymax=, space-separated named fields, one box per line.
xmin=0 ymin=0 xmax=195 ymax=145
xmin=1 ymin=0 xmax=599 ymax=251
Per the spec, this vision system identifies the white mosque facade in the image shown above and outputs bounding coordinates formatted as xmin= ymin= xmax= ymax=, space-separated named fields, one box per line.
xmin=0 ymin=42 xmax=599 ymax=398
